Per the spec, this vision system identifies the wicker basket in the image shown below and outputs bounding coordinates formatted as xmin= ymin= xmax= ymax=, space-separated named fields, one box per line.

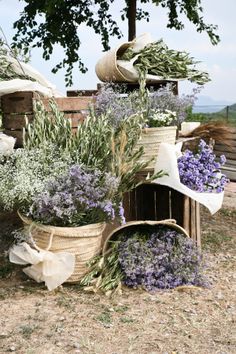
xmin=136 ymin=126 xmax=177 ymax=170
xmin=95 ymin=41 xmax=135 ymax=82
xmin=18 ymin=213 xmax=106 ymax=283
xmin=102 ymin=219 xmax=189 ymax=254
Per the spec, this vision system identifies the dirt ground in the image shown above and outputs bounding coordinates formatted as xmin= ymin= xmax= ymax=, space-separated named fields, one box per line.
xmin=0 ymin=185 xmax=235 ymax=354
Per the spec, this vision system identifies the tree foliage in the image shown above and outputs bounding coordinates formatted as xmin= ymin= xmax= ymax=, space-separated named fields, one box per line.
xmin=12 ymin=0 xmax=220 ymax=86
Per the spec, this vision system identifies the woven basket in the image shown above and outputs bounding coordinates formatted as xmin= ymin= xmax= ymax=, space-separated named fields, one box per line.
xmin=95 ymin=41 xmax=135 ymax=83
xmin=103 ymin=219 xmax=189 ymax=254
xmin=18 ymin=213 xmax=106 ymax=283
xmin=136 ymin=126 xmax=177 ymax=170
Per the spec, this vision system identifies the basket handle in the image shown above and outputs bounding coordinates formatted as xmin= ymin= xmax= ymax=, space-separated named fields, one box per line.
xmin=28 ymin=222 xmax=55 ymax=252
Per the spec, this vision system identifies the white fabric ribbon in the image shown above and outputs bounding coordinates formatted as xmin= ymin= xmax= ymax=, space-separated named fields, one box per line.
xmin=0 ymin=56 xmax=63 ymax=97
xmin=0 ymin=133 xmax=16 ymax=155
xmin=9 ymin=242 xmax=75 ymax=291
xmin=153 ymin=142 xmax=224 ymax=215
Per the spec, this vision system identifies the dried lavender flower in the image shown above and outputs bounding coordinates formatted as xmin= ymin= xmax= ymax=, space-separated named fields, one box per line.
xmin=178 ymin=139 xmax=229 ymax=193
xmin=28 ymin=164 xmax=123 ymax=226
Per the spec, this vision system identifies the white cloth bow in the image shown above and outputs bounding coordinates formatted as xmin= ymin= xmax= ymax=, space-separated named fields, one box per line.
xmin=9 ymin=242 xmax=75 ymax=291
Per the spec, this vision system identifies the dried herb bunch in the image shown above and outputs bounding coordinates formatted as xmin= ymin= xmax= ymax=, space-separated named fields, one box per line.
xmin=80 ymin=225 xmax=208 ymax=295
xmin=95 ymin=83 xmax=199 ymax=129
xmin=119 ymin=39 xmax=210 ymax=85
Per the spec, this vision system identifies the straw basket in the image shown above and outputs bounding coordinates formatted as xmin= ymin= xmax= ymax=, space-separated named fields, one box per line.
xmin=95 ymin=41 xmax=135 ymax=83
xmin=102 ymin=219 xmax=189 ymax=254
xmin=136 ymin=126 xmax=177 ymax=170
xmin=18 ymin=213 xmax=106 ymax=283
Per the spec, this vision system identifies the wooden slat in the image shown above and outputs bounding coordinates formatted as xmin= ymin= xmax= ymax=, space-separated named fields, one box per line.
xmin=136 ymin=184 xmax=158 ymax=220
xmin=214 ymin=144 xmax=236 ymax=152
xmin=155 ymin=185 xmax=171 ymax=220
xmin=63 ymin=113 xmax=85 ymax=127
xmin=138 ymin=184 xmax=157 ymax=220
xmin=190 ymin=199 xmax=196 ymax=243
xmin=122 ymin=192 xmax=131 ymax=222
xmin=221 ymin=159 xmax=236 ymax=166
xmin=215 ymin=139 xmax=236 ymax=148
xmin=135 ymin=185 xmax=145 ymax=220
xmin=171 ymin=189 xmax=184 ymax=226
xmin=221 ymin=167 xmax=236 ymax=181
xmin=2 ymin=114 xmax=34 ymax=129
xmin=183 ymin=196 xmax=190 ymax=235
xmin=215 ymin=151 xmax=236 ymax=160
xmin=67 ymin=90 xmax=98 ymax=97
xmin=1 ymin=91 xmax=37 ymax=113
xmin=40 ymin=97 xmax=94 ymax=111
xmin=195 ymin=202 xmax=201 ymax=247
xmin=127 ymin=189 xmax=137 ymax=221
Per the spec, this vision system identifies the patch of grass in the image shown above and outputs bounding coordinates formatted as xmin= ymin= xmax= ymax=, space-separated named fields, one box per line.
xmin=114 ymin=305 xmax=129 ymax=313
xmin=56 ymin=295 xmax=75 ymax=311
xmin=202 ymin=230 xmax=233 ymax=252
xmin=25 ymin=350 xmax=36 ymax=354
xmin=120 ymin=316 xmax=135 ymax=323
xmin=19 ymin=324 xmax=38 ymax=339
xmin=219 ymin=208 xmax=236 ymax=218
xmin=96 ymin=310 xmax=112 ymax=326
xmin=21 ymin=285 xmax=44 ymax=294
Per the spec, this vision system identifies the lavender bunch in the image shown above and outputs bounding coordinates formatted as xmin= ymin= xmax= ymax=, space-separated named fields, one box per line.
xmin=80 ymin=225 xmax=207 ymax=294
xmin=28 ymin=164 xmax=125 ymax=226
xmin=95 ymin=83 xmax=200 ymax=129
xmin=178 ymin=139 xmax=229 ymax=193
xmin=147 ymin=84 xmax=201 ymax=126
xmin=118 ymin=227 xmax=207 ymax=291
xmin=95 ymin=84 xmax=142 ymax=128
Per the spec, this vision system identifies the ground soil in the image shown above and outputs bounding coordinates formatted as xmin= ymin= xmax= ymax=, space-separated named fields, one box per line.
xmin=0 ymin=185 xmax=235 ymax=354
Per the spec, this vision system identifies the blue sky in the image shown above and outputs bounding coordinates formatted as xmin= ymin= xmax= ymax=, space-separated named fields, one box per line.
xmin=0 ymin=0 xmax=235 ymax=103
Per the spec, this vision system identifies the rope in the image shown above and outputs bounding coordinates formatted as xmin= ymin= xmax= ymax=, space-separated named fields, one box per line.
xmin=28 ymin=222 xmax=55 ymax=252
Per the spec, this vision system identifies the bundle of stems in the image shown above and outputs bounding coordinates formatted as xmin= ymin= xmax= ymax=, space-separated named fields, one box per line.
xmin=120 ymin=39 xmax=210 ymax=85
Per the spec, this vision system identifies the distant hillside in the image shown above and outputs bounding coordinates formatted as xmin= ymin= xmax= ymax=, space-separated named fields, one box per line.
xmin=188 ymin=101 xmax=236 ymax=126
xmin=193 ymin=96 xmax=235 ymax=114
xmin=228 ymin=103 xmax=236 ymax=111
xmin=194 ymin=95 xmax=234 ymax=106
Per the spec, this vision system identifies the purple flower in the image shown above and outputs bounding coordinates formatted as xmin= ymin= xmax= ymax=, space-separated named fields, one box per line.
xmin=116 ymin=226 xmax=207 ymax=291
xmin=178 ymin=139 xmax=229 ymax=193
xmin=28 ymin=164 xmax=125 ymax=226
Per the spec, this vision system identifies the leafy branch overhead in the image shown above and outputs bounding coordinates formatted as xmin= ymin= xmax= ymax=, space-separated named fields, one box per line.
xmin=12 ymin=0 xmax=220 ymax=86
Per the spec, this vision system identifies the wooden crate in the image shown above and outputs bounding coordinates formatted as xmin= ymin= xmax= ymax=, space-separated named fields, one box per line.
xmin=123 ymin=184 xmax=201 ymax=246
xmin=1 ymin=91 xmax=94 ymax=147
xmin=214 ymin=127 xmax=236 ymax=181
xmin=67 ymin=80 xmax=178 ymax=97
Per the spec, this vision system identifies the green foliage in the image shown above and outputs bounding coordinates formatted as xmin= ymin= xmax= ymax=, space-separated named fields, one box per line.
xmin=185 ymin=107 xmax=209 ymax=123
xmin=24 ymin=101 xmax=165 ymax=195
xmin=11 ymin=0 xmax=219 ymax=85
xmin=120 ymin=39 xmax=210 ymax=85
xmin=24 ymin=100 xmax=73 ymax=151
xmin=186 ymin=106 xmax=236 ymax=126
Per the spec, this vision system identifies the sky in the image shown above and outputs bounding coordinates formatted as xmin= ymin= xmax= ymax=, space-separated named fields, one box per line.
xmin=0 ymin=0 xmax=236 ymax=104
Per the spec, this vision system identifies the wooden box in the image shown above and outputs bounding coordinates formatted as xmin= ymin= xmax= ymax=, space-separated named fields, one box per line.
xmin=123 ymin=184 xmax=201 ymax=246
xmin=1 ymin=91 xmax=94 ymax=147
xmin=214 ymin=127 xmax=236 ymax=181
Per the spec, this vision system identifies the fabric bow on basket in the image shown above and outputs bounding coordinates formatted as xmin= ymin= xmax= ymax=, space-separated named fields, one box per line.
xmin=9 ymin=239 xmax=75 ymax=291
